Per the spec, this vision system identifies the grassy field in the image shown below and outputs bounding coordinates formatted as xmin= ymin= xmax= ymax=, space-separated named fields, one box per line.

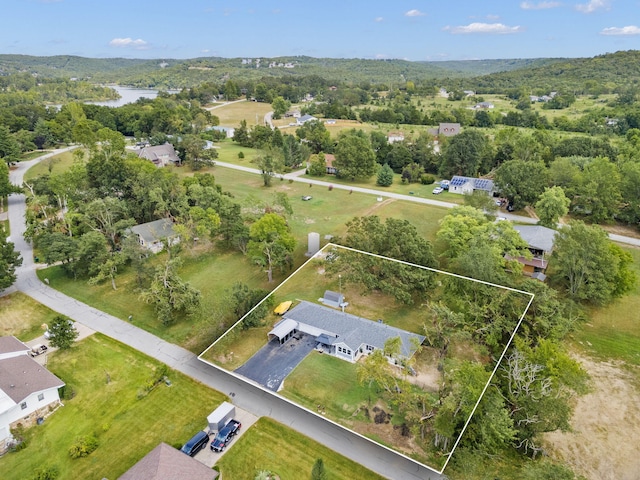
xmin=215 ymin=417 xmax=387 ymax=480
xmin=570 ymin=247 xmax=640 ymax=366
xmin=0 ymin=292 xmax=61 ymax=341
xmin=23 ymin=149 xmax=82 ymax=181
xmin=211 ymin=100 xmax=273 ymax=127
xmin=0 ymin=334 xmax=226 ymax=480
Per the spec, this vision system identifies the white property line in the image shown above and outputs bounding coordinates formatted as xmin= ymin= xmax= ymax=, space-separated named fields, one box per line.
xmin=198 ymin=243 xmax=535 ymax=476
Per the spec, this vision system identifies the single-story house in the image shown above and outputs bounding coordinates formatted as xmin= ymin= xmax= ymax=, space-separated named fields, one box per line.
xmin=130 ymin=219 xmax=179 ymax=254
xmin=474 ymin=101 xmax=494 ymax=109
xmin=268 ymin=301 xmax=425 ymax=364
xmin=137 ymin=143 xmax=181 ymax=167
xmin=449 ymin=176 xmax=495 ymax=196
xmin=0 ymin=337 xmax=65 ymax=451
xmin=119 ymin=442 xmax=219 ymax=480
xmin=387 ymin=132 xmax=405 ymax=144
xmin=505 ymin=225 xmax=558 ymax=280
xmin=324 ymin=154 xmax=337 ymax=175
xmin=428 ymin=123 xmax=461 ymax=137
xmin=208 ymin=125 xmax=235 ymax=138
xmin=297 ymin=114 xmax=317 ymax=126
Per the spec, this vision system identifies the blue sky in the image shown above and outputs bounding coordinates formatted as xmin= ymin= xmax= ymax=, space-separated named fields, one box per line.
xmin=2 ymin=0 xmax=640 ymax=61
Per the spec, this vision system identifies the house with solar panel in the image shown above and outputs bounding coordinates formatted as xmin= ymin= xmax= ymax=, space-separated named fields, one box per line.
xmin=449 ymin=176 xmax=495 ymax=196
xmin=267 ymin=301 xmax=425 ymax=364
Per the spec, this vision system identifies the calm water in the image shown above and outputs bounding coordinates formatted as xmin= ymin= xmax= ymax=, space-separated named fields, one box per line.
xmin=90 ymin=86 xmax=180 ymax=107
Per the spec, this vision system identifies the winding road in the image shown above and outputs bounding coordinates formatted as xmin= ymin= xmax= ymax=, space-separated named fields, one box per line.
xmin=5 ymin=150 xmax=445 ymax=479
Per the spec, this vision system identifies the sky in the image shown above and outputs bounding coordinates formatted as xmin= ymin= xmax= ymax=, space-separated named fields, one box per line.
xmin=2 ymin=0 xmax=640 ymax=61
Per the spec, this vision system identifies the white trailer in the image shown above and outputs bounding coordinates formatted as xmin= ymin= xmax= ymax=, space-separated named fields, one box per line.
xmin=207 ymin=401 xmax=236 ymax=433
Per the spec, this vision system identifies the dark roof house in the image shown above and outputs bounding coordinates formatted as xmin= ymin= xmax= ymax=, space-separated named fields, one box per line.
xmin=119 ymin=442 xmax=218 ymax=480
xmin=138 ymin=143 xmax=181 ymax=167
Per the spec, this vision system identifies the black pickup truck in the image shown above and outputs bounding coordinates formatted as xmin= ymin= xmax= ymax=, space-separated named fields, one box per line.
xmin=210 ymin=419 xmax=241 ymax=452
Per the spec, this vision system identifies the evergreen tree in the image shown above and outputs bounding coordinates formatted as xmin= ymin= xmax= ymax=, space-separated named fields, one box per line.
xmin=376 ymin=163 xmax=394 ymax=186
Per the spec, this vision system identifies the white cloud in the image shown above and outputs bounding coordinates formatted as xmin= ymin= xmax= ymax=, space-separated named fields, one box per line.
xmin=444 ymin=23 xmax=524 ymax=34
xmin=109 ymin=38 xmax=150 ymax=50
xmin=374 ymin=16 xmax=384 ymax=22
xmin=520 ymin=1 xmax=561 ymax=9
xmin=575 ymin=0 xmax=610 ymax=13
xmin=405 ymin=9 xmax=425 ymax=17
xmin=487 ymin=14 xmax=500 ymax=21
xmin=600 ymin=25 xmax=640 ymax=35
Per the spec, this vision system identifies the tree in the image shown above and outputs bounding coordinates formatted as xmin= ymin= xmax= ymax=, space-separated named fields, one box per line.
xmin=0 ymin=125 xmax=21 ymax=165
xmin=333 ymin=132 xmax=376 ymax=180
xmin=311 ymin=458 xmax=327 ymax=480
xmin=439 ymin=129 xmax=493 ymax=177
xmin=494 ymin=160 xmax=549 ymax=210
xmin=573 ymin=157 xmax=622 ymax=223
xmin=48 ymin=315 xmax=79 ymax=350
xmin=0 ymin=226 xmax=22 ymax=290
xmin=247 ymin=213 xmax=296 ymax=282
xmin=295 ymin=120 xmax=332 ymax=154
xmin=552 ymin=221 xmax=636 ymax=304
xmin=180 ymin=134 xmax=217 ymax=171
xmin=535 ymin=187 xmax=570 ymax=227
xmin=376 ymin=163 xmax=394 ymax=187
xmin=271 ymin=96 xmax=290 ymax=120
xmin=253 ymin=152 xmax=281 ymax=187
xmin=232 ymin=119 xmax=251 ymax=147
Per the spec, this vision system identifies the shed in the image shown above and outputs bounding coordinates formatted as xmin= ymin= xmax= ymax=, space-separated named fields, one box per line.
xmin=321 ymin=290 xmax=344 ymax=309
xmin=207 ymin=402 xmax=236 ymax=433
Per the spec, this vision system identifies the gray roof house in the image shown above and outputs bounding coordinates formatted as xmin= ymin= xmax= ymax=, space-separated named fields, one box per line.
xmin=119 ymin=442 xmax=218 ymax=480
xmin=512 ymin=225 xmax=557 ymax=255
xmin=130 ymin=219 xmax=179 ymax=254
xmin=0 ymin=340 xmax=65 ymax=450
xmin=138 ymin=143 xmax=181 ymax=167
xmin=268 ymin=301 xmax=425 ymax=363
xmin=297 ymin=114 xmax=317 ymax=125
xmin=449 ymin=176 xmax=495 ymax=195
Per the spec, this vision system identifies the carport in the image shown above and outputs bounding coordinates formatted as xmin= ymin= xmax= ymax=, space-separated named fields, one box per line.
xmin=268 ymin=318 xmax=298 ymax=345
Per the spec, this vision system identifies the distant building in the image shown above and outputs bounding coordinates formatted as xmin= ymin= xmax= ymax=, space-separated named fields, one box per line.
xmin=387 ymin=132 xmax=405 ymax=144
xmin=428 ymin=123 xmax=461 ymax=137
xmin=324 ymin=154 xmax=337 ymax=175
xmin=138 ymin=143 xmax=181 ymax=167
xmin=297 ymin=114 xmax=317 ymax=125
xmin=474 ymin=101 xmax=494 ymax=109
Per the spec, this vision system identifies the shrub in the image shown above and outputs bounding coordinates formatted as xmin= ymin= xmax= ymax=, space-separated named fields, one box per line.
xmin=420 ymin=174 xmax=435 ymax=185
xmin=68 ymin=435 xmax=99 ymax=458
xmin=238 ymin=151 xmax=245 ymax=159
xmin=31 ymin=466 xmax=60 ymax=480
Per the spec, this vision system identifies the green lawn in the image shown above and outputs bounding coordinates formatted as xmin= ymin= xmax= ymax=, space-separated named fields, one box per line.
xmin=0 ymin=334 xmax=226 ymax=480
xmin=570 ymin=247 xmax=640 ymax=366
xmin=23 ymin=149 xmax=83 ymax=181
xmin=216 ymin=417 xmax=386 ymax=480
xmin=0 ymin=292 xmax=61 ymax=341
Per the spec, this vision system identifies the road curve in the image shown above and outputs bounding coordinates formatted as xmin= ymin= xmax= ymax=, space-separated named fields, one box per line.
xmin=5 ymin=151 xmax=445 ymax=480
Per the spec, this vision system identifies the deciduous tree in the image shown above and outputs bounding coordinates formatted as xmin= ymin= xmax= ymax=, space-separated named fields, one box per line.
xmin=535 ymin=186 xmax=570 ymax=228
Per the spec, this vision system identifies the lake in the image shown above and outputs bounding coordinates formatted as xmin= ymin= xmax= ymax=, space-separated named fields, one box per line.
xmin=90 ymin=85 xmax=180 ymax=107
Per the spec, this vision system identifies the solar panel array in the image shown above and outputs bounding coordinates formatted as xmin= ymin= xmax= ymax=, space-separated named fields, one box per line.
xmin=450 ymin=176 xmax=468 ymax=186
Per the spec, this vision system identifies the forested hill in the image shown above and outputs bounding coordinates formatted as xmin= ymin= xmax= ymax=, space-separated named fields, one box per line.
xmin=1 ymin=51 xmax=639 ymax=90
xmin=0 ymin=53 xmax=560 ymax=88
xmin=460 ymin=50 xmax=640 ymax=93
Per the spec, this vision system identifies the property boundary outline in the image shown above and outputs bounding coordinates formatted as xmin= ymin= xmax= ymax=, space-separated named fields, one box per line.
xmin=198 ymin=242 xmax=535 ymax=476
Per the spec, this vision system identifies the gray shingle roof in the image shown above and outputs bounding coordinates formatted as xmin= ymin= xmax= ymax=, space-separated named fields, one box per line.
xmin=138 ymin=143 xmax=181 ymax=164
xmin=0 ymin=355 xmax=65 ymax=403
xmin=0 ymin=336 xmax=30 ymax=356
xmin=130 ymin=219 xmax=177 ymax=244
xmin=283 ymin=301 xmax=424 ymax=358
xmin=119 ymin=442 xmax=218 ymax=480
xmin=512 ymin=225 xmax=557 ymax=252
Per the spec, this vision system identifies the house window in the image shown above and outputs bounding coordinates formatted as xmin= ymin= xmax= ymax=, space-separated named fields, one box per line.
xmin=38 ymin=393 xmax=44 ymax=401
xmin=20 ymin=402 xmax=27 ymax=410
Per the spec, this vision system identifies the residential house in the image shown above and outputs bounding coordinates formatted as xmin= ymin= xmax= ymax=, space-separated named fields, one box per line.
xmin=387 ymin=132 xmax=405 ymax=144
xmin=449 ymin=176 xmax=495 ymax=196
xmin=324 ymin=154 xmax=337 ymax=175
xmin=428 ymin=123 xmax=461 ymax=138
xmin=119 ymin=442 xmax=219 ymax=480
xmin=474 ymin=101 xmax=494 ymax=109
xmin=0 ymin=337 xmax=65 ymax=451
xmin=137 ymin=143 xmax=181 ymax=167
xmin=297 ymin=114 xmax=317 ymax=125
xmin=268 ymin=301 xmax=425 ymax=364
xmin=130 ymin=219 xmax=179 ymax=254
xmin=506 ymin=225 xmax=557 ymax=281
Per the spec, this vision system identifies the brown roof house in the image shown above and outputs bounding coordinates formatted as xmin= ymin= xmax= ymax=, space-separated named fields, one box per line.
xmin=0 ymin=337 xmax=65 ymax=452
xmin=119 ymin=442 xmax=218 ymax=480
xmin=138 ymin=143 xmax=181 ymax=167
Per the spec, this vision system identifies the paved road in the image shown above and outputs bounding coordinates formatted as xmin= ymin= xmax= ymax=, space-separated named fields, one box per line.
xmin=5 ymin=150 xmax=445 ymax=479
xmin=213 ymin=160 xmax=640 ymax=246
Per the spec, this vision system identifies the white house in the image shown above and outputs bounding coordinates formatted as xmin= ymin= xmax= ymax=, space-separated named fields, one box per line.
xmin=268 ymin=301 xmax=424 ymax=364
xmin=129 ymin=219 xmax=179 ymax=254
xmin=387 ymin=132 xmax=405 ymax=144
xmin=449 ymin=176 xmax=495 ymax=196
xmin=296 ymin=114 xmax=317 ymax=126
xmin=0 ymin=337 xmax=64 ymax=451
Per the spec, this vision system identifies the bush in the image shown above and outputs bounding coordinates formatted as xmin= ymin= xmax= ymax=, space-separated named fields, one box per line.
xmin=420 ymin=174 xmax=435 ymax=185
xmin=59 ymin=384 xmax=75 ymax=400
xmin=31 ymin=466 xmax=60 ymax=480
xmin=238 ymin=151 xmax=245 ymax=159
xmin=68 ymin=435 xmax=99 ymax=458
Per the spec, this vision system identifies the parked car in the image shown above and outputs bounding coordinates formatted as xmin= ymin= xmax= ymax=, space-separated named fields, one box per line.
xmin=432 ymin=187 xmax=444 ymax=195
xmin=180 ymin=430 xmax=210 ymax=456
xmin=211 ymin=419 xmax=241 ymax=452
xmin=29 ymin=344 xmax=48 ymax=357
xmin=301 ymin=195 xmax=312 ymax=201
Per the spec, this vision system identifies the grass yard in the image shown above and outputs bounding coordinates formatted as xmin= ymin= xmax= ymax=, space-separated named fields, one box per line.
xmin=570 ymin=247 xmax=640 ymax=366
xmin=215 ymin=417 xmax=386 ymax=480
xmin=203 ymin=324 xmax=272 ymax=370
xmin=0 ymin=334 xmax=226 ymax=480
xmin=211 ymin=100 xmax=273 ymax=127
xmin=23 ymin=149 xmax=83 ymax=181
xmin=0 ymin=292 xmax=61 ymax=341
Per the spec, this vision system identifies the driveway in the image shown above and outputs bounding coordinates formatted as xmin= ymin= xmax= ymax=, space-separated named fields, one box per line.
xmin=235 ymin=333 xmax=316 ymax=391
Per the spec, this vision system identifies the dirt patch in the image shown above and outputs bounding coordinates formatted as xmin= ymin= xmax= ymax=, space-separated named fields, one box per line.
xmin=362 ymin=198 xmax=396 ymax=217
xmin=543 ymin=355 xmax=640 ymax=480
xmin=407 ymin=364 xmax=441 ymax=392
xmin=600 ymin=224 xmax=640 ymax=240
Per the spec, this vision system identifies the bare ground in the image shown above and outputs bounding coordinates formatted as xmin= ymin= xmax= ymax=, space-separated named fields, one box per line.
xmin=543 ymin=355 xmax=640 ymax=480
